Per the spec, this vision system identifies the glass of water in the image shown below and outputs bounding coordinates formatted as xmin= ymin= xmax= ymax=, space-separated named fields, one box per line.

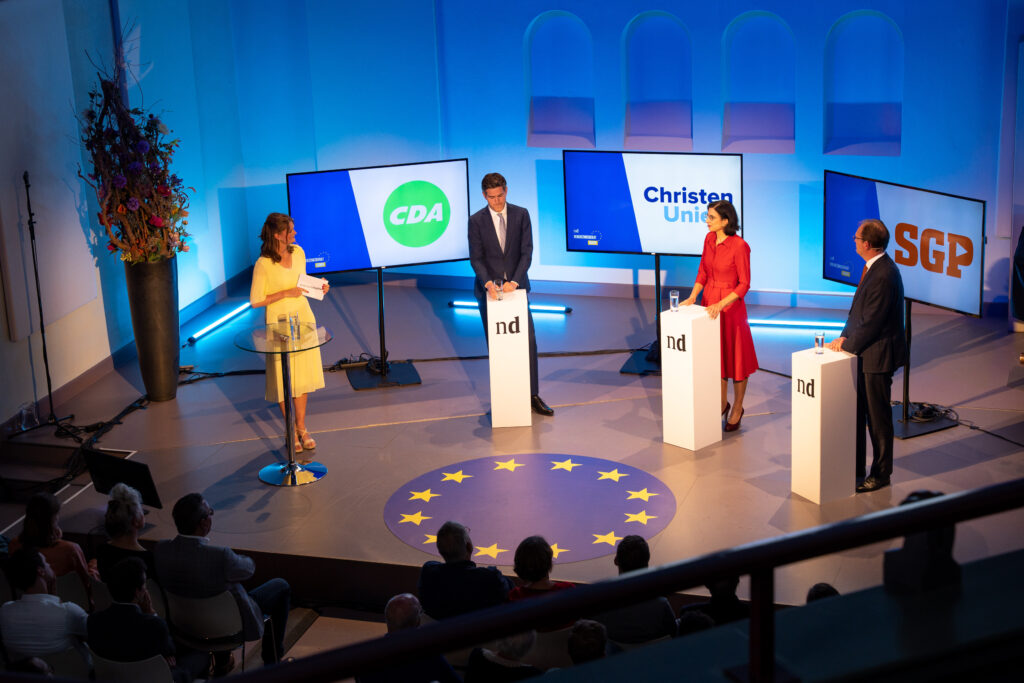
xmin=669 ymin=290 xmax=680 ymax=311
xmin=814 ymin=331 xmax=825 ymax=353
xmin=493 ymin=278 xmax=504 ymax=300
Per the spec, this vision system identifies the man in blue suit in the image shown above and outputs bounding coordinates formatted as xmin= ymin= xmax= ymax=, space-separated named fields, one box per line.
xmin=468 ymin=172 xmax=552 ymax=416
xmin=154 ymin=493 xmax=291 ymax=672
xmin=828 ymin=219 xmax=907 ymax=493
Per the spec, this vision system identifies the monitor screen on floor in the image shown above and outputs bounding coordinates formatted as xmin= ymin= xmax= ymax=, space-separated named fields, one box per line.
xmin=287 ymin=158 xmax=470 ymax=273
xmin=563 ymin=150 xmax=743 ymax=257
xmin=823 ymin=170 xmax=986 ymax=317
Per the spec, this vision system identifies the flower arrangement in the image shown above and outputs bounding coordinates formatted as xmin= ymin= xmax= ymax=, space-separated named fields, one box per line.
xmin=78 ymin=77 xmax=192 ymax=263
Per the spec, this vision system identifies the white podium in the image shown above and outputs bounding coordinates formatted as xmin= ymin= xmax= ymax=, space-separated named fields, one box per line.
xmin=487 ymin=289 xmax=532 ymax=428
xmin=661 ymin=305 xmax=722 ymax=451
xmin=791 ymin=348 xmax=858 ymax=503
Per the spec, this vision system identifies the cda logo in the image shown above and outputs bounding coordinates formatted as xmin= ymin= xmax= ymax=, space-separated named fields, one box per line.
xmin=383 ymin=181 xmax=450 ymax=247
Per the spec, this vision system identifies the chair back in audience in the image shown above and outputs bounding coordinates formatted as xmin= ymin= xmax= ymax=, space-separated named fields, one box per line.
xmin=164 ymin=590 xmax=248 ymax=669
xmin=88 ymin=645 xmax=174 ymax=683
xmin=520 ymin=626 xmax=573 ymax=670
xmin=38 ymin=645 xmax=91 ymax=679
xmin=55 ymin=573 xmax=90 ymax=613
xmin=147 ymin=578 xmax=167 ymax=620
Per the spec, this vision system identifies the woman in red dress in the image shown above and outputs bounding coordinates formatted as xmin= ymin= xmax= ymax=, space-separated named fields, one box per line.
xmin=682 ymin=200 xmax=758 ymax=431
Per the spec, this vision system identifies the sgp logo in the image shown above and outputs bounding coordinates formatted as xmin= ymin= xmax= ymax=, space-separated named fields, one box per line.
xmin=383 ymin=181 xmax=450 ymax=247
xmin=893 ymin=223 xmax=973 ymax=278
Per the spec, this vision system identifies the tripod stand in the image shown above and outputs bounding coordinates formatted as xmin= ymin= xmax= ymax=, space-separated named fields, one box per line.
xmin=9 ymin=171 xmax=74 ymax=438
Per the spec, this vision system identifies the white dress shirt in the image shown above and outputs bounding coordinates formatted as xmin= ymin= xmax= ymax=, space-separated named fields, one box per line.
xmin=0 ymin=593 xmax=88 ymax=657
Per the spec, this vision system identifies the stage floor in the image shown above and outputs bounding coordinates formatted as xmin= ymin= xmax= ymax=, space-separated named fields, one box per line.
xmin=11 ymin=279 xmax=1024 ymax=608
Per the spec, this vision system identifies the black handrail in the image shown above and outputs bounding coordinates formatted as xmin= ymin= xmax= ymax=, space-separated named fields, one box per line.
xmin=162 ymin=477 xmax=1024 ymax=682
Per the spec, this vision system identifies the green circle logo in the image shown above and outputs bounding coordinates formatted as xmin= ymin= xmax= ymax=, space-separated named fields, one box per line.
xmin=383 ymin=181 xmax=450 ymax=247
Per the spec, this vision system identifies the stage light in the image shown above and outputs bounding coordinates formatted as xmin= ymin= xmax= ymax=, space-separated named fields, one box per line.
xmin=748 ymin=318 xmax=845 ymax=329
xmin=448 ymin=300 xmax=572 ymax=314
xmin=187 ymin=302 xmax=251 ymax=344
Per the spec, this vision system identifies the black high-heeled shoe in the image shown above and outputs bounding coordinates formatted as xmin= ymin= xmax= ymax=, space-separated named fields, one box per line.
xmin=722 ymin=402 xmax=730 ymax=419
xmin=724 ymin=408 xmax=744 ymax=432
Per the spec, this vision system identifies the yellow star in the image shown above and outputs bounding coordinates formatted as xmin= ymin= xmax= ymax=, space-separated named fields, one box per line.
xmin=399 ymin=511 xmax=431 ymax=526
xmin=494 ymin=458 xmax=524 ymax=472
xmin=409 ymin=489 xmax=440 ymax=502
xmin=550 ymin=459 xmax=580 ymax=472
xmin=441 ymin=470 xmax=472 ymax=483
xmin=624 ymin=510 xmax=657 ymax=525
xmin=626 ymin=488 xmax=658 ymax=501
xmin=474 ymin=543 xmax=508 ymax=559
xmin=550 ymin=543 xmax=569 ymax=559
xmin=597 ymin=469 xmax=628 ymax=482
xmin=592 ymin=531 xmax=623 ymax=546
xmin=423 ymin=534 xmax=437 ymax=544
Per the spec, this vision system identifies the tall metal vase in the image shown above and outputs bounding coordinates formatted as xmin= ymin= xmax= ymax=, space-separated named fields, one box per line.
xmin=124 ymin=258 xmax=179 ymax=401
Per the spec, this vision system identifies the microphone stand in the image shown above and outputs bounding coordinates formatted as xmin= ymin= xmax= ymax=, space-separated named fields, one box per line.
xmin=11 ymin=171 xmax=74 ymax=437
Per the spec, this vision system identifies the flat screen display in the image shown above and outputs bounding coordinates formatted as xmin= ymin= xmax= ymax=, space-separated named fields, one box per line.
xmin=287 ymin=158 xmax=470 ymax=273
xmin=823 ymin=170 xmax=986 ymax=317
xmin=563 ymin=150 xmax=743 ymax=257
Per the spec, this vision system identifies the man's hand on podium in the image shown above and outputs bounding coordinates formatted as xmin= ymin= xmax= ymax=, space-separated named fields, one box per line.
xmin=826 ymin=337 xmax=846 ymax=352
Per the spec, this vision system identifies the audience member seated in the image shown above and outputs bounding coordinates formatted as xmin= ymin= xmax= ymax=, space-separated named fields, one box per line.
xmin=153 ymin=493 xmax=290 ymax=673
xmin=675 ymin=610 xmax=714 ymax=637
xmin=677 ymin=575 xmax=749 ymax=626
xmin=419 ymin=521 xmax=512 ymax=620
xmin=464 ymin=632 xmax=542 ymax=682
xmin=0 ymin=548 xmax=87 ymax=661
xmin=9 ymin=492 xmax=97 ymax=607
xmin=96 ymin=483 xmax=157 ymax=582
xmin=88 ymin=557 xmax=208 ymax=683
xmin=806 ymin=582 xmax=840 ymax=603
xmin=356 ymin=593 xmax=461 ymax=683
xmin=567 ymin=619 xmax=607 ymax=665
xmin=591 ymin=535 xmax=676 ymax=643
xmin=508 ymin=536 xmax=574 ymax=630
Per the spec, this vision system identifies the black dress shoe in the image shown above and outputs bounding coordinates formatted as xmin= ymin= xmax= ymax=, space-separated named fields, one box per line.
xmin=531 ymin=395 xmax=554 ymax=416
xmin=856 ymin=475 xmax=891 ymax=493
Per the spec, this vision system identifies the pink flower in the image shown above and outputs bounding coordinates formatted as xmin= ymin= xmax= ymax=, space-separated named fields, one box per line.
xmin=148 ymin=215 xmax=164 ymax=227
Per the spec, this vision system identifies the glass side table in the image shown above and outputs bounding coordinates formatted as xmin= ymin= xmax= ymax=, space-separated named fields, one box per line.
xmin=234 ymin=323 xmax=332 ymax=486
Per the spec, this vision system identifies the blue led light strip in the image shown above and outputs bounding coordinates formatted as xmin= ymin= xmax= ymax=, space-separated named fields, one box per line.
xmin=449 ymin=300 xmax=572 ymax=314
xmin=187 ymin=302 xmax=251 ymax=343
xmin=748 ymin=319 xmax=845 ymax=329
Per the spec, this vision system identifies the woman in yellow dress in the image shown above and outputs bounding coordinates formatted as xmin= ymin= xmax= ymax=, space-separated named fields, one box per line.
xmin=249 ymin=212 xmax=329 ymax=452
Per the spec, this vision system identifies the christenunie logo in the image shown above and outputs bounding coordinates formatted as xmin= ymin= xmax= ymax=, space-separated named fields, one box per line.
xmin=382 ymin=180 xmax=450 ymax=247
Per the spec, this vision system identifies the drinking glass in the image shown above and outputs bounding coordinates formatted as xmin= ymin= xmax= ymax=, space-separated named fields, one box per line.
xmin=493 ymin=278 xmax=504 ymax=301
xmin=814 ymin=331 xmax=825 ymax=354
xmin=669 ymin=290 xmax=680 ymax=311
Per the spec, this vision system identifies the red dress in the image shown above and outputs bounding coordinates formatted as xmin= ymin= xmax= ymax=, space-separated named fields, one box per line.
xmin=695 ymin=232 xmax=759 ymax=380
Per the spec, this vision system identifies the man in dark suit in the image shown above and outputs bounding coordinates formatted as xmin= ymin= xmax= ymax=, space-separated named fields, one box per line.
xmin=153 ymin=493 xmax=290 ymax=672
xmin=828 ymin=219 xmax=907 ymax=493
xmin=468 ymin=172 xmax=553 ymax=416
xmin=88 ymin=557 xmax=206 ymax=682
xmin=418 ymin=520 xmax=512 ymax=619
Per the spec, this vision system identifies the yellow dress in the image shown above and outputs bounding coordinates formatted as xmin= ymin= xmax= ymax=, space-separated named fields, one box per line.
xmin=249 ymin=245 xmax=325 ymax=403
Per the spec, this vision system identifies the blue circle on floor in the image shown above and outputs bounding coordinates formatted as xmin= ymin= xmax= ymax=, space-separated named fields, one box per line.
xmin=383 ymin=453 xmax=675 ymax=565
